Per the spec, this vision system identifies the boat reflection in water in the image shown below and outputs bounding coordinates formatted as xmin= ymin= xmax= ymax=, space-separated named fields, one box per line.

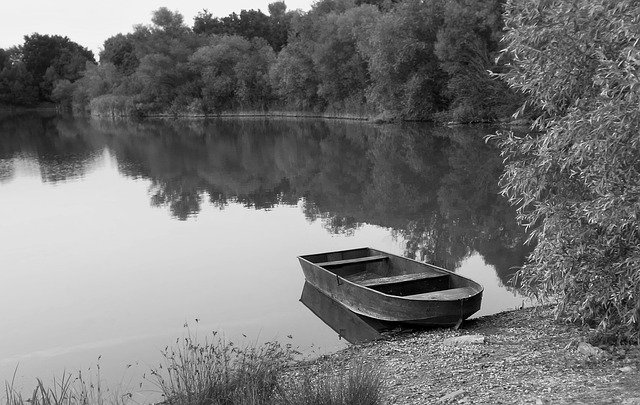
xmin=300 ymin=282 xmax=390 ymax=344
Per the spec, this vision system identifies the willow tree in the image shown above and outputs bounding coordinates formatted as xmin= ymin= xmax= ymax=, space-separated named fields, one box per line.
xmin=494 ymin=0 xmax=640 ymax=342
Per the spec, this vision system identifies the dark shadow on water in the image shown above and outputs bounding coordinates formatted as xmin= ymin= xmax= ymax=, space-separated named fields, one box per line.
xmin=300 ymin=281 xmax=387 ymax=344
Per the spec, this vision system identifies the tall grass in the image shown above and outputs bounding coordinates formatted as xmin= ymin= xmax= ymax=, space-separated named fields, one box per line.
xmin=150 ymin=332 xmax=294 ymax=405
xmin=4 ymin=332 xmax=384 ymax=405
xmin=4 ymin=365 xmax=130 ymax=405
xmin=277 ymin=360 xmax=383 ymax=405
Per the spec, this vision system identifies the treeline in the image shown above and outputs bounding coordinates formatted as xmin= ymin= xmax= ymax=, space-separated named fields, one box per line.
xmin=0 ymin=0 xmax=521 ymax=122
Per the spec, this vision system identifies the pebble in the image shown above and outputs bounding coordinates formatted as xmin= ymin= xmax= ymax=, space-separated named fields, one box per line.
xmin=438 ymin=388 xmax=465 ymax=403
xmin=443 ymin=335 xmax=486 ymax=346
xmin=577 ymin=342 xmax=606 ymax=359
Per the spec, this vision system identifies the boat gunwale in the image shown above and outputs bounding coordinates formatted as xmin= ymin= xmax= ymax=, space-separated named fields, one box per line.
xmin=297 ymin=247 xmax=484 ymax=301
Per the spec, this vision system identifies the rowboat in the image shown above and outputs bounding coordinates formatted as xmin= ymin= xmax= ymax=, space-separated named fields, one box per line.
xmin=297 ymin=247 xmax=483 ymax=325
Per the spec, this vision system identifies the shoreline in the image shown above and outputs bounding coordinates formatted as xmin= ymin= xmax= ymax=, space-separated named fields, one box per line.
xmin=3 ymin=307 xmax=639 ymax=403
xmin=0 ymin=106 xmax=531 ymax=127
xmin=140 ymin=110 xmax=373 ymax=121
xmin=297 ymin=306 xmax=640 ymax=404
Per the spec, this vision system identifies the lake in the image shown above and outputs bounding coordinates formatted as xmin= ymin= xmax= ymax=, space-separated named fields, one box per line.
xmin=0 ymin=112 xmax=530 ymax=397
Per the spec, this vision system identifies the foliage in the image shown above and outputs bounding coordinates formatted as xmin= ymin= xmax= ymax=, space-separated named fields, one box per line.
xmin=21 ymin=34 xmax=95 ymax=100
xmin=193 ymin=3 xmax=292 ymax=52
xmin=152 ymin=332 xmax=294 ymax=405
xmin=313 ymin=5 xmax=377 ymax=112
xmin=3 ymin=323 xmax=383 ymax=405
xmin=435 ymin=0 xmax=519 ymax=122
xmin=357 ymin=0 xmax=446 ymax=119
xmin=269 ymin=41 xmax=321 ymax=110
xmin=99 ymin=34 xmax=139 ymax=75
xmin=494 ymin=0 xmax=640 ymax=342
xmin=277 ymin=360 xmax=383 ymax=405
xmin=52 ymin=63 xmax=125 ymax=112
xmin=1 ymin=2 xmax=521 ymax=120
xmin=189 ymin=36 xmax=275 ymax=112
xmin=0 ymin=62 xmax=39 ymax=106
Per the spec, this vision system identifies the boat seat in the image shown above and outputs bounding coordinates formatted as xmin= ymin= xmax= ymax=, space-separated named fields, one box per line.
xmin=317 ymin=255 xmax=388 ymax=267
xmin=359 ymin=272 xmax=446 ymax=287
xmin=405 ymin=287 xmax=477 ymax=300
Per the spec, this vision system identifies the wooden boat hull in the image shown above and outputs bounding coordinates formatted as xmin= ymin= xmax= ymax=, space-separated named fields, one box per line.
xmin=298 ymin=247 xmax=483 ymax=325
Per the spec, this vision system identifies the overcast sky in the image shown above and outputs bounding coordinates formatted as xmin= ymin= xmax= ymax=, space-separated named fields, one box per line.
xmin=1 ymin=0 xmax=315 ymax=57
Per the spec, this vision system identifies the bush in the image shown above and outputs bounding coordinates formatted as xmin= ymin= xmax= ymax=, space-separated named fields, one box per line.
xmin=493 ymin=0 xmax=640 ymax=342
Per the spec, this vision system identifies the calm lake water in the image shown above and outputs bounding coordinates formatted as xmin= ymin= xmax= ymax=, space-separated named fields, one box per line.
xmin=0 ymin=112 xmax=530 ymax=396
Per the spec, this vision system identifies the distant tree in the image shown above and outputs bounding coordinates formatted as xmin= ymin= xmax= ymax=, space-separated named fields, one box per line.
xmin=268 ymin=1 xmax=287 ymax=18
xmin=135 ymin=53 xmax=180 ymax=108
xmin=267 ymin=2 xmax=291 ymax=51
xmin=0 ymin=62 xmax=39 ymax=105
xmin=130 ymin=8 xmax=199 ymax=62
xmin=151 ymin=7 xmax=187 ymax=34
xmin=189 ymin=36 xmax=275 ymax=112
xmin=193 ymin=10 xmax=226 ymax=36
xmin=311 ymin=5 xmax=377 ymax=111
xmin=0 ymin=49 xmax=8 ymax=70
xmin=21 ymin=34 xmax=95 ymax=100
xmin=434 ymin=0 xmax=518 ymax=122
xmin=310 ymin=0 xmax=357 ymax=15
xmin=53 ymin=62 xmax=124 ymax=111
xmin=495 ymin=0 xmax=640 ymax=342
xmin=355 ymin=0 xmax=397 ymax=9
xmin=100 ymin=34 xmax=139 ymax=75
xmin=358 ymin=0 xmax=447 ymax=119
xmin=237 ymin=9 xmax=272 ymax=40
xmin=193 ymin=4 xmax=290 ymax=51
xmin=269 ymin=41 xmax=321 ymax=109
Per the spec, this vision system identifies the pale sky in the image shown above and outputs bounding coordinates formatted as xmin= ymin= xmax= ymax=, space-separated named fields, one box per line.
xmin=1 ymin=0 xmax=315 ymax=57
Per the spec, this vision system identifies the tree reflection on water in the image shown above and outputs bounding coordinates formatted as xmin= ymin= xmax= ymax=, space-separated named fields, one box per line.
xmin=0 ymin=113 xmax=530 ymax=286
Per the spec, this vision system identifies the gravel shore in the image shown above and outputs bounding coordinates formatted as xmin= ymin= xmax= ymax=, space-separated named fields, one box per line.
xmin=307 ymin=307 xmax=640 ymax=404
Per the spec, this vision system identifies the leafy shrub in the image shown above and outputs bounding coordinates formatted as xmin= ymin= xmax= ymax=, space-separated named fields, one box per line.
xmin=493 ymin=0 xmax=640 ymax=342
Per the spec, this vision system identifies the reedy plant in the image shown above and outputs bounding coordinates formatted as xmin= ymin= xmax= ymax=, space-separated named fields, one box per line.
xmin=4 ymin=364 xmax=130 ymax=405
xmin=277 ymin=359 xmax=383 ymax=405
xmin=150 ymin=331 xmax=295 ymax=405
xmin=492 ymin=0 xmax=640 ymax=342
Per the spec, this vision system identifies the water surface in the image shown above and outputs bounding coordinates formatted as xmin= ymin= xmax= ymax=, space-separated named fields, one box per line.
xmin=0 ymin=113 xmax=530 ymax=394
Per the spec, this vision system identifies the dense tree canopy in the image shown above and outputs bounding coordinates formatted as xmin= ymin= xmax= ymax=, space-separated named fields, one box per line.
xmin=193 ymin=4 xmax=292 ymax=52
xmin=1 ymin=0 xmax=518 ymax=122
xmin=495 ymin=0 xmax=640 ymax=342
xmin=0 ymin=35 xmax=94 ymax=105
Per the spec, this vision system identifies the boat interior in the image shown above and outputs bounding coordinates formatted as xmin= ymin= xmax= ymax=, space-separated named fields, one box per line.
xmin=300 ymin=247 xmax=479 ymax=299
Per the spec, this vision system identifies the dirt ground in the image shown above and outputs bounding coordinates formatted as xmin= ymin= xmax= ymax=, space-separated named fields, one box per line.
xmin=312 ymin=307 xmax=640 ymax=404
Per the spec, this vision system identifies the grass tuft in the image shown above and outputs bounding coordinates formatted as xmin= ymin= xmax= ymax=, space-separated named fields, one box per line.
xmin=4 ymin=364 xmax=130 ymax=405
xmin=277 ymin=359 xmax=383 ymax=405
xmin=4 ymin=331 xmax=384 ymax=405
xmin=150 ymin=332 xmax=295 ymax=405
